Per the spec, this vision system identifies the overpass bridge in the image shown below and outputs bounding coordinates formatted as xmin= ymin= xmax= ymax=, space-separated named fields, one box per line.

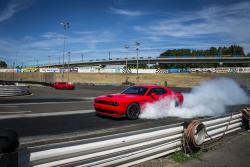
xmin=33 ymin=56 xmax=250 ymax=68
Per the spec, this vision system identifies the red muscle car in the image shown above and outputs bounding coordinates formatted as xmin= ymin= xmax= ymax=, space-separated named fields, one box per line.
xmin=52 ymin=82 xmax=75 ymax=90
xmin=94 ymin=85 xmax=184 ymax=119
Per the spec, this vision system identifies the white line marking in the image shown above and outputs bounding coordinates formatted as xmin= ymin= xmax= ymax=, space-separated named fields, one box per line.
xmin=0 ymin=109 xmax=95 ymax=120
xmin=0 ymin=100 xmax=92 ymax=106
xmin=0 ymin=111 xmax=31 ymax=114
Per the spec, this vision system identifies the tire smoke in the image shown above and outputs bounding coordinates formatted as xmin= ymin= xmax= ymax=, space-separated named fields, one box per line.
xmin=140 ymin=78 xmax=250 ymax=119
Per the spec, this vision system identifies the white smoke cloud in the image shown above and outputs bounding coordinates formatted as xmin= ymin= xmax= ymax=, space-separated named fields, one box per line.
xmin=140 ymin=78 xmax=250 ymax=119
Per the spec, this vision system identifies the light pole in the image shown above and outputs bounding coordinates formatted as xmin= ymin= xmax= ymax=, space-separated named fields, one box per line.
xmin=60 ymin=21 xmax=70 ymax=81
xmin=125 ymin=45 xmax=129 ymax=82
xmin=81 ymin=53 xmax=84 ymax=62
xmin=12 ymin=61 xmax=15 ymax=81
xmin=125 ymin=45 xmax=129 ymax=69
xmin=135 ymin=42 xmax=140 ymax=81
xmin=67 ymin=51 xmax=71 ymax=82
xmin=48 ymin=55 xmax=51 ymax=68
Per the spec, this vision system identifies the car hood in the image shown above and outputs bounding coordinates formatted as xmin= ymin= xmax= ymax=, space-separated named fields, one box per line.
xmin=95 ymin=94 xmax=140 ymax=101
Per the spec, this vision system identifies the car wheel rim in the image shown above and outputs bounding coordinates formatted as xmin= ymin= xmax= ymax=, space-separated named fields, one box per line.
xmin=129 ymin=106 xmax=139 ymax=119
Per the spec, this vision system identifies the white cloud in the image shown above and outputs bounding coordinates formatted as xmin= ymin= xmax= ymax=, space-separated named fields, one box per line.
xmin=0 ymin=0 xmax=32 ymax=22
xmin=0 ymin=30 xmax=117 ymax=65
xmin=108 ymin=7 xmax=147 ymax=16
xmin=0 ymin=39 xmax=14 ymax=52
xmin=134 ymin=1 xmax=250 ymax=52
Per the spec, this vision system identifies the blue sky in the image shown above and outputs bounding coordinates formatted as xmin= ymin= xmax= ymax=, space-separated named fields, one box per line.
xmin=0 ymin=0 xmax=250 ymax=66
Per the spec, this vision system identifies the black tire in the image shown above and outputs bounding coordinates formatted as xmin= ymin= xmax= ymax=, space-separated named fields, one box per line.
xmin=0 ymin=129 xmax=19 ymax=153
xmin=175 ymin=100 xmax=179 ymax=107
xmin=126 ymin=103 xmax=140 ymax=120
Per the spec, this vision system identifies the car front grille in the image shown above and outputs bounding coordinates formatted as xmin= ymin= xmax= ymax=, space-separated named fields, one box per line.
xmin=95 ymin=108 xmax=115 ymax=114
xmin=95 ymin=100 xmax=118 ymax=106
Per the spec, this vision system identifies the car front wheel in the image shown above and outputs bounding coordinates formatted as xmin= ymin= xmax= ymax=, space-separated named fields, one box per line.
xmin=126 ymin=103 xmax=140 ymax=120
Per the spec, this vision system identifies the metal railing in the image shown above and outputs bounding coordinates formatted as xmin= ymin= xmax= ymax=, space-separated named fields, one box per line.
xmin=22 ymin=110 xmax=248 ymax=167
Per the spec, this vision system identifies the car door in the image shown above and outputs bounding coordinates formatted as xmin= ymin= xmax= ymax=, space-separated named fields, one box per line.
xmin=147 ymin=88 xmax=169 ymax=102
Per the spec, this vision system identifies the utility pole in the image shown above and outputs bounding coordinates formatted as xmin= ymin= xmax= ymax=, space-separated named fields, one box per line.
xmin=135 ymin=42 xmax=140 ymax=82
xmin=60 ymin=21 xmax=70 ymax=82
xmin=108 ymin=51 xmax=111 ymax=60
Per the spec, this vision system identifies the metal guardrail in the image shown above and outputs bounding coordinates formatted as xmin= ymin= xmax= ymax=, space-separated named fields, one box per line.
xmin=29 ymin=124 xmax=183 ymax=167
xmin=23 ymin=111 xmax=246 ymax=167
xmin=0 ymin=85 xmax=31 ymax=97
xmin=203 ymin=113 xmax=242 ymax=142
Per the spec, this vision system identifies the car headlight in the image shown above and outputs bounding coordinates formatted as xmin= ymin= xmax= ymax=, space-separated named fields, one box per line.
xmin=112 ymin=102 xmax=119 ymax=106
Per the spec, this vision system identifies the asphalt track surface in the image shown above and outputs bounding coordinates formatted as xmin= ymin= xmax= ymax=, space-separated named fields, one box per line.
xmin=0 ymin=85 xmax=249 ymax=146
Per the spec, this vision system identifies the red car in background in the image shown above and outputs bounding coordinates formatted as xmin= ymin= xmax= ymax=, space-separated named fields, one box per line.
xmin=94 ymin=85 xmax=184 ymax=120
xmin=52 ymin=82 xmax=75 ymax=90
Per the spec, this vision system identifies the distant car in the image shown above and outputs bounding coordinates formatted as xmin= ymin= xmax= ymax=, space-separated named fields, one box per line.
xmin=52 ymin=82 xmax=75 ymax=90
xmin=94 ymin=85 xmax=184 ymax=120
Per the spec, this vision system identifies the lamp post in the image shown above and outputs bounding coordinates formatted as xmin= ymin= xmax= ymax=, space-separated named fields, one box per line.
xmin=48 ymin=55 xmax=51 ymax=68
xmin=67 ymin=51 xmax=71 ymax=82
xmin=81 ymin=53 xmax=84 ymax=62
xmin=12 ymin=61 xmax=15 ymax=81
xmin=135 ymin=42 xmax=140 ymax=81
xmin=125 ymin=45 xmax=129 ymax=82
xmin=60 ymin=21 xmax=70 ymax=81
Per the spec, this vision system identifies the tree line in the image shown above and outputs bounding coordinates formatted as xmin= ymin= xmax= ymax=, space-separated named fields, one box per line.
xmin=160 ymin=45 xmax=248 ymax=57
xmin=0 ymin=60 xmax=7 ymax=68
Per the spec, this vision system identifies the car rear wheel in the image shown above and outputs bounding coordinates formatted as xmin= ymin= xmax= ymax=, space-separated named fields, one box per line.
xmin=175 ymin=100 xmax=179 ymax=107
xmin=126 ymin=103 xmax=140 ymax=120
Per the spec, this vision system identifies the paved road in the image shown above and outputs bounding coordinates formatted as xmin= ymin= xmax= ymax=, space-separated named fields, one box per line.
xmin=0 ymin=85 xmax=125 ymax=114
xmin=0 ymin=85 xmax=191 ymax=116
xmin=0 ymin=85 xmax=248 ymax=146
xmin=0 ymin=86 xmax=186 ymax=144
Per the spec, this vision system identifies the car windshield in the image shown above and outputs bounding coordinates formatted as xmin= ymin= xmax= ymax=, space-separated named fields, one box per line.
xmin=121 ymin=87 xmax=148 ymax=95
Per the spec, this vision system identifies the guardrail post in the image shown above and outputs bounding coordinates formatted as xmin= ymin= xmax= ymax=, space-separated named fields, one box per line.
xmin=241 ymin=107 xmax=250 ymax=130
xmin=18 ymin=149 xmax=30 ymax=167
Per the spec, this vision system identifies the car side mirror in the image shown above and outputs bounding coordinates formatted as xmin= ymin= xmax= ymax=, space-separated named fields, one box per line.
xmin=151 ymin=92 xmax=157 ymax=97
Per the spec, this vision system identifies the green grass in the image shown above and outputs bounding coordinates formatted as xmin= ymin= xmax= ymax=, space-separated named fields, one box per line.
xmin=170 ymin=151 xmax=202 ymax=163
